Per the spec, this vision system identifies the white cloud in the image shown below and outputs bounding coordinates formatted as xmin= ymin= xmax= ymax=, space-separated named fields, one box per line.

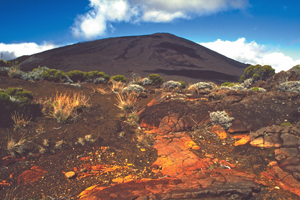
xmin=200 ymin=38 xmax=300 ymax=72
xmin=0 ymin=42 xmax=57 ymax=61
xmin=71 ymin=0 xmax=248 ymax=39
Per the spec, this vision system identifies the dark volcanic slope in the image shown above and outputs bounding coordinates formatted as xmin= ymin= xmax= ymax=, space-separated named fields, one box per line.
xmin=19 ymin=33 xmax=248 ymax=84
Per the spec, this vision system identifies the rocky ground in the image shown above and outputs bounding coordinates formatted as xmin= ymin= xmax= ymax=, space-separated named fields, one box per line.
xmin=1 ymin=68 xmax=300 ymax=200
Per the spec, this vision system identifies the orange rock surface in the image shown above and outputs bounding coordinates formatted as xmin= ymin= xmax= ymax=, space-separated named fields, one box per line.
xmin=210 ymin=125 xmax=228 ymax=139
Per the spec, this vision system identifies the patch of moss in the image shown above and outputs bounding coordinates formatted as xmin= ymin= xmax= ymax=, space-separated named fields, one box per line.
xmin=221 ymin=82 xmax=239 ymax=87
xmin=179 ymin=81 xmax=186 ymax=88
xmin=281 ymin=122 xmax=292 ymax=127
xmin=251 ymin=87 xmax=260 ymax=91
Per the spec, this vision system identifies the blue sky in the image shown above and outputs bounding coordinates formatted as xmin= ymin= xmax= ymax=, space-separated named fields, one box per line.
xmin=0 ymin=0 xmax=299 ymax=72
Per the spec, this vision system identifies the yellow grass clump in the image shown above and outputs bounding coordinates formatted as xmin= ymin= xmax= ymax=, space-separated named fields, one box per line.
xmin=42 ymin=92 xmax=90 ymax=123
xmin=110 ymin=81 xmax=126 ymax=94
xmin=11 ymin=111 xmax=31 ymax=131
xmin=115 ymin=93 xmax=136 ymax=111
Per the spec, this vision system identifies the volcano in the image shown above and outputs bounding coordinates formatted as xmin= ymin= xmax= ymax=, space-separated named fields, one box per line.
xmin=18 ymin=33 xmax=248 ymax=84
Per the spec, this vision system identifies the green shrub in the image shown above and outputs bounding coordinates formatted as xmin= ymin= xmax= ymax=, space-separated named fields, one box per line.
xmin=0 ymin=88 xmax=33 ymax=127
xmin=5 ymin=88 xmax=33 ymax=107
xmin=54 ymin=70 xmax=66 ymax=82
xmin=251 ymin=87 xmax=260 ymax=91
xmin=149 ymin=74 xmax=164 ymax=85
xmin=281 ymin=122 xmax=292 ymax=127
xmin=179 ymin=81 xmax=186 ymax=88
xmin=239 ymin=64 xmax=275 ymax=83
xmin=111 ymin=75 xmax=127 ymax=82
xmin=97 ymin=72 xmax=110 ymax=82
xmin=67 ymin=70 xmax=87 ymax=82
xmin=221 ymin=82 xmax=239 ymax=87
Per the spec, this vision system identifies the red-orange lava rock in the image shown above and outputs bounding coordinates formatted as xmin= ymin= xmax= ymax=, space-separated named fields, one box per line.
xmin=210 ymin=125 xmax=227 ymax=139
xmin=152 ymin=132 xmax=211 ymax=177
xmin=17 ymin=166 xmax=46 ymax=185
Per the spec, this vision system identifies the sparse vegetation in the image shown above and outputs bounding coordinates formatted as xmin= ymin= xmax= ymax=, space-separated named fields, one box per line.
xmin=115 ymin=93 xmax=136 ymax=111
xmin=7 ymin=136 xmax=26 ymax=157
xmin=41 ymin=92 xmax=90 ymax=123
xmin=111 ymin=75 xmax=127 ymax=83
xmin=210 ymin=110 xmax=234 ymax=130
xmin=11 ymin=111 xmax=31 ymax=131
xmin=239 ymin=64 xmax=275 ymax=83
xmin=148 ymin=74 xmax=164 ymax=85
xmin=110 ymin=81 xmax=126 ymax=94
xmin=281 ymin=122 xmax=292 ymax=127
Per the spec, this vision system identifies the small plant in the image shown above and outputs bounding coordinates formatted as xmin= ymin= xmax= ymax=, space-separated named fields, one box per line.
xmin=281 ymin=122 xmax=292 ymax=127
xmin=7 ymin=65 xmax=22 ymax=78
xmin=41 ymin=92 xmax=90 ymax=123
xmin=221 ymin=82 xmax=239 ymax=87
xmin=179 ymin=81 xmax=186 ymax=88
xmin=148 ymin=74 xmax=164 ymax=85
xmin=43 ymin=139 xmax=49 ymax=147
xmin=11 ymin=111 xmax=31 ymax=131
xmin=111 ymin=75 xmax=127 ymax=82
xmin=115 ymin=93 xmax=136 ymax=111
xmin=92 ymin=87 xmax=108 ymax=94
xmin=110 ymin=81 xmax=126 ymax=94
xmin=78 ymin=137 xmax=85 ymax=146
xmin=55 ymin=140 xmax=64 ymax=149
xmin=85 ymin=135 xmax=92 ymax=142
xmin=67 ymin=70 xmax=87 ymax=82
xmin=38 ymin=145 xmax=47 ymax=154
xmin=210 ymin=110 xmax=234 ymax=130
xmin=239 ymin=64 xmax=275 ymax=83
xmin=7 ymin=136 xmax=26 ymax=157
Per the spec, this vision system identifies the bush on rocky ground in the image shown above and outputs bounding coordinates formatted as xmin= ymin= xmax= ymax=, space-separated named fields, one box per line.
xmin=141 ymin=77 xmax=152 ymax=85
xmin=162 ymin=80 xmax=183 ymax=89
xmin=188 ymin=82 xmax=216 ymax=91
xmin=239 ymin=64 xmax=275 ymax=83
xmin=278 ymin=81 xmax=300 ymax=93
xmin=0 ymin=87 xmax=34 ymax=126
xmin=148 ymin=74 xmax=164 ymax=85
xmin=122 ymin=84 xmax=145 ymax=93
xmin=111 ymin=75 xmax=127 ymax=83
xmin=210 ymin=110 xmax=234 ymax=130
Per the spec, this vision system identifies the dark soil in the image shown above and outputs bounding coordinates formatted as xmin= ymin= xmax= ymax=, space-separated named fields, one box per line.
xmin=0 ymin=75 xmax=299 ymax=200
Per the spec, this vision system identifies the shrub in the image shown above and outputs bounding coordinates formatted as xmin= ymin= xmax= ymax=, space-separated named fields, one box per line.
xmin=67 ymin=70 xmax=87 ymax=82
xmin=162 ymin=80 xmax=182 ymax=89
xmin=5 ymin=87 xmax=33 ymax=107
xmin=115 ymin=93 xmax=136 ymax=111
xmin=111 ymin=75 xmax=127 ymax=82
xmin=239 ymin=64 xmax=275 ymax=83
xmin=41 ymin=92 xmax=90 ymax=123
xmin=179 ymin=81 xmax=186 ymax=88
xmin=188 ymin=82 xmax=216 ymax=91
xmin=0 ymin=88 xmax=33 ymax=127
xmin=281 ymin=122 xmax=292 ymax=127
xmin=149 ymin=74 xmax=164 ymax=85
xmin=122 ymin=84 xmax=145 ymax=93
xmin=251 ymin=87 xmax=266 ymax=92
xmin=141 ymin=77 xmax=152 ymax=85
xmin=210 ymin=110 xmax=234 ymax=130
xmin=221 ymin=82 xmax=239 ymax=87
xmin=8 ymin=66 xmax=22 ymax=78
xmin=278 ymin=81 xmax=300 ymax=93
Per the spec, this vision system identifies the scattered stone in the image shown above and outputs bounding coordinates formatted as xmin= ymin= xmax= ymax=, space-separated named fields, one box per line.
xmin=65 ymin=171 xmax=76 ymax=179
xmin=17 ymin=166 xmax=46 ymax=185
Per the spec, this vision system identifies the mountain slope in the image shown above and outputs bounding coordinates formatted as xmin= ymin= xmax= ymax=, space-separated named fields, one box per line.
xmin=19 ymin=33 xmax=248 ymax=84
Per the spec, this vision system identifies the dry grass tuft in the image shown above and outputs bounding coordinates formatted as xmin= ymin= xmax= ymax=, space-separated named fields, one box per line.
xmin=110 ymin=81 xmax=126 ymax=94
xmin=11 ymin=111 xmax=31 ymax=131
xmin=7 ymin=135 xmax=26 ymax=157
xmin=115 ymin=93 xmax=136 ymax=111
xmin=41 ymin=92 xmax=90 ymax=123
xmin=92 ymin=86 xmax=108 ymax=94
